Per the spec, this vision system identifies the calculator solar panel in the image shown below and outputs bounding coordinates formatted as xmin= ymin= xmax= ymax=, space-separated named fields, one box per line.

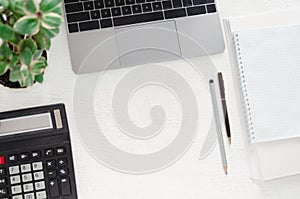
xmin=0 ymin=104 xmax=78 ymax=199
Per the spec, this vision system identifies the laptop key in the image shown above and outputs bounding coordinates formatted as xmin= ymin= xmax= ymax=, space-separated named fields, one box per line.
xmin=65 ymin=2 xmax=83 ymax=13
xmin=206 ymin=4 xmax=216 ymax=13
xmin=126 ymin=0 xmax=135 ymax=4
xmin=116 ymin=0 xmax=125 ymax=6
xmin=142 ymin=3 xmax=152 ymax=12
xmin=112 ymin=7 xmax=122 ymax=16
xmin=182 ymin=0 xmax=192 ymax=6
xmin=132 ymin=4 xmax=142 ymax=13
xmin=122 ymin=6 xmax=132 ymax=15
xmin=79 ymin=20 xmax=100 ymax=31
xmin=113 ymin=12 xmax=164 ymax=26
xmin=192 ymin=0 xmax=206 ymax=5
xmin=64 ymin=0 xmax=79 ymax=3
xmin=152 ymin=2 xmax=162 ymax=10
xmin=164 ymin=8 xmax=186 ymax=19
xmin=94 ymin=0 xmax=104 ymax=8
xmin=91 ymin=10 xmax=101 ymax=19
xmin=68 ymin=23 xmax=79 ymax=33
xmin=172 ymin=0 xmax=182 ymax=8
xmin=104 ymin=0 xmax=115 ymax=7
xmin=67 ymin=12 xmax=90 ymax=23
xmin=100 ymin=18 xmax=113 ymax=28
xmin=83 ymin=1 xmax=94 ymax=10
xmin=136 ymin=0 xmax=146 ymax=3
xmin=162 ymin=1 xmax=172 ymax=9
xmin=187 ymin=5 xmax=206 ymax=16
xmin=101 ymin=9 xmax=111 ymax=18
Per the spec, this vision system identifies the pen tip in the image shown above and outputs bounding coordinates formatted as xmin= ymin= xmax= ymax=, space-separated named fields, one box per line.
xmin=228 ymin=137 xmax=231 ymax=145
xmin=224 ymin=166 xmax=228 ymax=175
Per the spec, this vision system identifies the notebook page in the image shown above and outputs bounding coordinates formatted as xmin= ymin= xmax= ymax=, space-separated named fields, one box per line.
xmin=235 ymin=25 xmax=300 ymax=143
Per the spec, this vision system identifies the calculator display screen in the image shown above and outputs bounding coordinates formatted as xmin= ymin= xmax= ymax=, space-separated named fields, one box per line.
xmin=0 ymin=112 xmax=53 ymax=137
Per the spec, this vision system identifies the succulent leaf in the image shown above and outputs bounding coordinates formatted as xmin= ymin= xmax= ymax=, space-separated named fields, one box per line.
xmin=14 ymin=16 xmax=39 ymax=36
xmin=41 ymin=13 xmax=62 ymax=29
xmin=19 ymin=38 xmax=37 ymax=54
xmin=0 ymin=0 xmax=9 ymax=9
xmin=9 ymin=67 xmax=22 ymax=82
xmin=20 ymin=47 xmax=32 ymax=67
xmin=0 ymin=24 xmax=14 ymax=40
xmin=34 ymin=74 xmax=43 ymax=83
xmin=0 ymin=60 xmax=8 ymax=75
xmin=25 ymin=0 xmax=38 ymax=15
xmin=35 ymin=33 xmax=51 ymax=50
xmin=41 ymin=27 xmax=59 ymax=39
xmin=39 ymin=0 xmax=61 ymax=13
xmin=30 ymin=60 xmax=47 ymax=74
xmin=0 ymin=42 xmax=12 ymax=60
xmin=33 ymin=50 xmax=43 ymax=60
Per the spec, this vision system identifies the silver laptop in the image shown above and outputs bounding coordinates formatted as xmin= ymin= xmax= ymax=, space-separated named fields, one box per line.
xmin=63 ymin=0 xmax=225 ymax=74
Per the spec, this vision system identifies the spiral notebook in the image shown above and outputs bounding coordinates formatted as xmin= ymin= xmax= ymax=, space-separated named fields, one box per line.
xmin=224 ymin=9 xmax=300 ymax=180
xmin=232 ymin=25 xmax=300 ymax=143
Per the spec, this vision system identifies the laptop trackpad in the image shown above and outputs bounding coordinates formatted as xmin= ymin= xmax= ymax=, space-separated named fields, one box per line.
xmin=115 ymin=21 xmax=181 ymax=66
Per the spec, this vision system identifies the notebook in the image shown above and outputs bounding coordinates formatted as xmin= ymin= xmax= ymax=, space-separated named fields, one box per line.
xmin=233 ymin=25 xmax=300 ymax=143
xmin=224 ymin=9 xmax=300 ymax=180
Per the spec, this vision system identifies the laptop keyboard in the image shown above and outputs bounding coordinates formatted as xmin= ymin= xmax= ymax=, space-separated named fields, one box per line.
xmin=64 ymin=0 xmax=217 ymax=33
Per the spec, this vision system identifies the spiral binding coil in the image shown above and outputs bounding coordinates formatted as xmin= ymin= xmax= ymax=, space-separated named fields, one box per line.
xmin=233 ymin=33 xmax=255 ymax=141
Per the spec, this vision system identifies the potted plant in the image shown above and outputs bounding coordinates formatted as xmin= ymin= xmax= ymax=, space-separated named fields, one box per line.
xmin=0 ymin=0 xmax=62 ymax=88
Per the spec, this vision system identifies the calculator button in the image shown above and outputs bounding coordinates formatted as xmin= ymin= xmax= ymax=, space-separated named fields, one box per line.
xmin=19 ymin=153 xmax=30 ymax=161
xmin=56 ymin=147 xmax=66 ymax=156
xmin=36 ymin=190 xmax=46 ymax=199
xmin=47 ymin=170 xmax=56 ymax=179
xmin=0 ymin=156 xmax=5 ymax=165
xmin=24 ymin=192 xmax=35 ymax=199
xmin=8 ymin=154 xmax=18 ymax=163
xmin=23 ymin=183 xmax=34 ymax=192
xmin=22 ymin=173 xmax=33 ymax=183
xmin=31 ymin=151 xmax=41 ymax=160
xmin=13 ymin=195 xmax=23 ymax=199
xmin=9 ymin=166 xmax=20 ymax=175
xmin=58 ymin=158 xmax=67 ymax=167
xmin=33 ymin=172 xmax=44 ymax=181
xmin=58 ymin=168 xmax=69 ymax=176
xmin=60 ymin=177 xmax=71 ymax=196
xmin=0 ymin=177 xmax=7 ymax=185
xmin=21 ymin=164 xmax=31 ymax=173
xmin=11 ymin=185 xmax=22 ymax=194
xmin=0 ymin=168 xmax=6 ymax=175
xmin=0 ymin=187 xmax=8 ymax=196
xmin=10 ymin=175 xmax=21 ymax=184
xmin=46 ymin=160 xmax=56 ymax=169
xmin=49 ymin=180 xmax=59 ymax=198
xmin=32 ymin=162 xmax=43 ymax=171
xmin=34 ymin=181 xmax=45 ymax=191
xmin=44 ymin=149 xmax=54 ymax=158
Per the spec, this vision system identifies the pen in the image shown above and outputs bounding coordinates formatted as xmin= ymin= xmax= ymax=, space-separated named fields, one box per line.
xmin=209 ymin=79 xmax=228 ymax=175
xmin=217 ymin=73 xmax=232 ymax=145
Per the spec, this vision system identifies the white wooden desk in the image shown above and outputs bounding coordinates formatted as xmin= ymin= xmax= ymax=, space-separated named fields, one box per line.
xmin=1 ymin=1 xmax=300 ymax=198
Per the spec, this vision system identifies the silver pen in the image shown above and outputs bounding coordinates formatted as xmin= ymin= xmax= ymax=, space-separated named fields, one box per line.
xmin=209 ymin=79 xmax=228 ymax=175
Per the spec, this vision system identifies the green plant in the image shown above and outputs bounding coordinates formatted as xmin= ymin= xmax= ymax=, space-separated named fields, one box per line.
xmin=0 ymin=0 xmax=62 ymax=88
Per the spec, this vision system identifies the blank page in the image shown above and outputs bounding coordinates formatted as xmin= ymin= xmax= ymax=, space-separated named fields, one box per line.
xmin=234 ymin=25 xmax=300 ymax=143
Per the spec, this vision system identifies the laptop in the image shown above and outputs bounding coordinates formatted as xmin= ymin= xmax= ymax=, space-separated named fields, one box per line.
xmin=63 ymin=0 xmax=225 ymax=74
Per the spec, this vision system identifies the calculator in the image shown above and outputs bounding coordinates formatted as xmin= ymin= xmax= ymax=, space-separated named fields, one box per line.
xmin=0 ymin=104 xmax=78 ymax=199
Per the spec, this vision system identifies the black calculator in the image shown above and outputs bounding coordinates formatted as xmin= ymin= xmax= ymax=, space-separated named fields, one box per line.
xmin=0 ymin=104 xmax=78 ymax=199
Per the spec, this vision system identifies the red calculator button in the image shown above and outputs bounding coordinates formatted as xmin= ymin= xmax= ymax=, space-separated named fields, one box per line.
xmin=0 ymin=156 xmax=5 ymax=165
